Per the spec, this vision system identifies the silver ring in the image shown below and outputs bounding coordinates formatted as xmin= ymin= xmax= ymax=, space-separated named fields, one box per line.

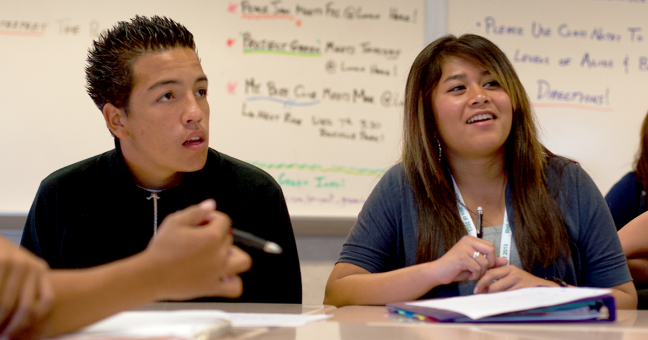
xmin=473 ymin=251 xmax=481 ymax=259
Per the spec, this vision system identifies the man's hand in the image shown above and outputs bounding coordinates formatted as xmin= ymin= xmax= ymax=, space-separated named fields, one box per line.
xmin=143 ymin=199 xmax=251 ymax=300
xmin=0 ymin=237 xmax=53 ymax=339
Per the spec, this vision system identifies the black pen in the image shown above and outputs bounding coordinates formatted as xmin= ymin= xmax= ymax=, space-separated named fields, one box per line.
xmin=476 ymin=206 xmax=483 ymax=239
xmin=233 ymin=229 xmax=283 ymax=254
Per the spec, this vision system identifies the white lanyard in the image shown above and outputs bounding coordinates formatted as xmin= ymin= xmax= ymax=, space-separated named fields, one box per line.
xmin=451 ymin=176 xmax=512 ymax=263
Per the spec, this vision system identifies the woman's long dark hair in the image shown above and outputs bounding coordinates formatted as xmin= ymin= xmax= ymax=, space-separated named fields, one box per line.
xmin=635 ymin=112 xmax=648 ymax=191
xmin=402 ymin=34 xmax=570 ymax=270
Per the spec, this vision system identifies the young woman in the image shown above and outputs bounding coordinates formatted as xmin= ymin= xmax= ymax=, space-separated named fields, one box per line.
xmin=606 ymin=112 xmax=648 ymax=230
xmin=324 ymin=34 xmax=637 ymax=309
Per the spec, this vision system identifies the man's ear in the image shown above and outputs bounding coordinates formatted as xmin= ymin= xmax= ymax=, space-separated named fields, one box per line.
xmin=102 ymin=103 xmax=128 ymax=138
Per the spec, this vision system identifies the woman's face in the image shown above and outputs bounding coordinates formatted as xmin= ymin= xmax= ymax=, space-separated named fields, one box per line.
xmin=432 ymin=57 xmax=513 ymax=161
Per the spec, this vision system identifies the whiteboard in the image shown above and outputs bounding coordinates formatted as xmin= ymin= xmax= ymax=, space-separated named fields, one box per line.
xmin=0 ymin=0 xmax=425 ymax=217
xmin=447 ymin=0 xmax=648 ymax=196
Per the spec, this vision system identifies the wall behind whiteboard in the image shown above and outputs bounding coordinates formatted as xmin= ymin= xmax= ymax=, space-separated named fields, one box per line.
xmin=0 ymin=0 xmax=426 ymax=218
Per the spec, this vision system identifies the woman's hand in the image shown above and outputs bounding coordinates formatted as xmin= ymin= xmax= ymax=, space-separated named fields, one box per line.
xmin=432 ymin=235 xmax=508 ymax=285
xmin=473 ymin=265 xmax=558 ymax=294
xmin=324 ymin=235 xmax=511 ymax=307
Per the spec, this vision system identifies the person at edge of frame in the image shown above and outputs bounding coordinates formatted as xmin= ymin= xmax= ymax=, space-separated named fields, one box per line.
xmin=606 ymin=110 xmax=648 ymax=231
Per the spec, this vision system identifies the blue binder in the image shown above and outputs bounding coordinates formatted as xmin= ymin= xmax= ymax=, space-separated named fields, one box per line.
xmin=387 ymin=292 xmax=616 ymax=323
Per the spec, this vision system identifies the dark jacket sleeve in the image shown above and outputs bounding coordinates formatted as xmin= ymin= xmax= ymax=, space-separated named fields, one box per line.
xmin=21 ymin=180 xmax=63 ymax=268
xmin=212 ymin=158 xmax=302 ymax=304
xmin=605 ymin=172 xmax=642 ymax=230
xmin=266 ymin=189 xmax=302 ymax=303
xmin=240 ymin=183 xmax=302 ymax=304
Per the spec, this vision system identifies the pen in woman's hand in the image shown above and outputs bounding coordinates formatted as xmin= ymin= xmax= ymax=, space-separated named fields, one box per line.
xmin=477 ymin=207 xmax=483 ymax=239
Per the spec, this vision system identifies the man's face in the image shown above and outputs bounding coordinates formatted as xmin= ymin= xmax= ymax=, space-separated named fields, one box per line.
xmin=118 ymin=47 xmax=209 ymax=188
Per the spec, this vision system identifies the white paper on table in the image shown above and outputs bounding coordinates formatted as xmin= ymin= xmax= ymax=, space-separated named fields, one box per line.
xmin=65 ymin=310 xmax=230 ymax=338
xmin=406 ymin=287 xmax=612 ymax=320
xmin=65 ymin=310 xmax=332 ymax=338
xmin=228 ymin=313 xmax=332 ymax=327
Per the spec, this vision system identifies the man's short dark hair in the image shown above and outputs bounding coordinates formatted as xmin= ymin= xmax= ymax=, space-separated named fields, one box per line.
xmin=85 ymin=15 xmax=196 ymax=113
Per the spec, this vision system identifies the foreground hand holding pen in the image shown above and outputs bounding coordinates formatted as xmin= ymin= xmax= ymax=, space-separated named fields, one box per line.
xmin=0 ymin=199 xmax=252 ymax=340
xmin=145 ymin=199 xmax=252 ymax=300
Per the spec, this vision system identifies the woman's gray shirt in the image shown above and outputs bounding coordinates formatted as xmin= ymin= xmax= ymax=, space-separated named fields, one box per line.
xmin=338 ymin=158 xmax=632 ymax=299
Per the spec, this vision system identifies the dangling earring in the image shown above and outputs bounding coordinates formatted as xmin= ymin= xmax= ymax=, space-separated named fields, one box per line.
xmin=437 ymin=138 xmax=442 ymax=163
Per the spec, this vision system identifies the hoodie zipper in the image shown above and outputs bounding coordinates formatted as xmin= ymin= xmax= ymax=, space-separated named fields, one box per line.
xmin=146 ymin=192 xmax=161 ymax=238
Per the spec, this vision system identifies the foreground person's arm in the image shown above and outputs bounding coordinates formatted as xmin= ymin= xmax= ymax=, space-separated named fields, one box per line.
xmin=12 ymin=200 xmax=251 ymax=340
xmin=0 ymin=237 xmax=53 ymax=340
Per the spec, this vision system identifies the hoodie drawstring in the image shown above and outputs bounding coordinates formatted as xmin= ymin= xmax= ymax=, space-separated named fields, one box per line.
xmin=146 ymin=192 xmax=160 ymax=237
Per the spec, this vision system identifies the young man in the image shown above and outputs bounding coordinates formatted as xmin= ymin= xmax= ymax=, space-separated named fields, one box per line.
xmin=21 ymin=16 xmax=302 ymax=304
xmin=2 ymin=200 xmax=251 ymax=339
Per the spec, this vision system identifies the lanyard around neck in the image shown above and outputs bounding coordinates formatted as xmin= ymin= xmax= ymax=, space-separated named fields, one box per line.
xmin=451 ymin=175 xmax=512 ymax=263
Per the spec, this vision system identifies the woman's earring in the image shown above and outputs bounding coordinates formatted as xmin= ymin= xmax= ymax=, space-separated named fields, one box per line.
xmin=437 ymin=138 xmax=442 ymax=163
